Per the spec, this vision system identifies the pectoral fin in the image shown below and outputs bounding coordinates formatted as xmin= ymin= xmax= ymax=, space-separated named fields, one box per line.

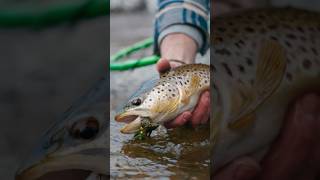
xmin=255 ymin=40 xmax=287 ymax=96
xmin=228 ymin=40 xmax=287 ymax=130
xmin=182 ymin=74 xmax=201 ymax=104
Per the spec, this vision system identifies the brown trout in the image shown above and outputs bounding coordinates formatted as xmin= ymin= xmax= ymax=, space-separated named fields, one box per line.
xmin=15 ymin=77 xmax=108 ymax=180
xmin=211 ymin=8 xmax=320 ymax=172
xmin=115 ymin=64 xmax=210 ymax=134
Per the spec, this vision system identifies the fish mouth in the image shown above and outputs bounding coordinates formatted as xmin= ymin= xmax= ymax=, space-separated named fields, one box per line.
xmin=115 ymin=113 xmax=139 ymax=123
xmin=120 ymin=116 xmax=143 ymax=134
xmin=115 ymin=110 xmax=145 ymax=134
xmin=16 ymin=154 xmax=107 ymax=180
xmin=115 ymin=112 xmax=143 ymax=134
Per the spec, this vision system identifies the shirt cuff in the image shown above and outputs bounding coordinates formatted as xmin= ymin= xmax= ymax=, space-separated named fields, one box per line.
xmin=157 ymin=24 xmax=204 ymax=52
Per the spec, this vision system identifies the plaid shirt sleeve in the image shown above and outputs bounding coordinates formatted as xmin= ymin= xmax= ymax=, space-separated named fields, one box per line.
xmin=154 ymin=0 xmax=210 ymax=55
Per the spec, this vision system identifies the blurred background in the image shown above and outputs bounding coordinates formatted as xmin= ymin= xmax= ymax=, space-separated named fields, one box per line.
xmin=0 ymin=1 xmax=107 ymax=179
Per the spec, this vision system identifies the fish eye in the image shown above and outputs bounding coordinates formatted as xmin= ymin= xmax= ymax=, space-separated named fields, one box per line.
xmin=131 ymin=98 xmax=142 ymax=106
xmin=69 ymin=117 xmax=99 ymax=140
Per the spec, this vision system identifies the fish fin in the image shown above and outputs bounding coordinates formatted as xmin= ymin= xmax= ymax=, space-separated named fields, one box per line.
xmin=228 ymin=40 xmax=286 ymax=130
xmin=228 ymin=112 xmax=256 ymax=130
xmin=255 ymin=40 xmax=287 ymax=96
xmin=151 ymin=95 xmax=180 ymax=114
xmin=181 ymin=74 xmax=201 ymax=104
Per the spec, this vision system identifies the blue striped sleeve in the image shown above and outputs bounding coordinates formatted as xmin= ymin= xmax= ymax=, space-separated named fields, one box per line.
xmin=154 ymin=0 xmax=210 ymax=55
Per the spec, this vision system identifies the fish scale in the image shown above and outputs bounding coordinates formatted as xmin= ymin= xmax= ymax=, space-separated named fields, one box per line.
xmin=213 ymin=8 xmax=320 ymax=82
xmin=212 ymin=8 xmax=320 ymax=173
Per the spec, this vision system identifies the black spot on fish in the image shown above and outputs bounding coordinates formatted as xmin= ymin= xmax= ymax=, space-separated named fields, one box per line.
xmin=311 ymin=47 xmax=318 ymax=56
xmin=221 ymin=63 xmax=233 ymax=77
xmin=246 ymin=58 xmax=253 ymax=66
xmin=303 ymin=59 xmax=312 ymax=69
xmin=255 ymin=21 xmax=262 ymax=26
xmin=215 ymin=48 xmax=232 ymax=56
xmin=258 ymin=14 xmax=266 ymax=20
xmin=235 ymin=40 xmax=245 ymax=48
xmin=218 ymin=27 xmax=226 ymax=32
xmin=211 ymin=65 xmax=217 ymax=72
xmin=238 ymin=65 xmax=245 ymax=73
xmin=300 ymin=36 xmax=307 ymax=42
xmin=308 ymin=27 xmax=315 ymax=32
xmin=215 ymin=36 xmax=224 ymax=42
xmin=213 ymin=83 xmax=217 ymax=90
xmin=286 ymin=33 xmax=297 ymax=40
xmin=268 ymin=24 xmax=278 ymax=30
xmin=245 ymin=27 xmax=255 ymax=33
xmin=285 ymin=41 xmax=292 ymax=48
xmin=297 ymin=26 xmax=304 ymax=33
xmin=270 ymin=36 xmax=278 ymax=41
xmin=299 ymin=46 xmax=307 ymax=53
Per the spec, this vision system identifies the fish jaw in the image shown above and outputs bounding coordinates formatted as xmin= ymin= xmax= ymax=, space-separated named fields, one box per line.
xmin=120 ymin=116 xmax=143 ymax=134
xmin=115 ymin=106 xmax=157 ymax=134
xmin=15 ymin=125 xmax=109 ymax=180
xmin=115 ymin=106 xmax=153 ymax=122
xmin=16 ymin=153 xmax=107 ymax=180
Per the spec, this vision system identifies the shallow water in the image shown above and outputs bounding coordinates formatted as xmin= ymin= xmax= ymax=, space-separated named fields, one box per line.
xmin=110 ymin=59 xmax=210 ymax=179
xmin=110 ymin=110 xmax=210 ymax=179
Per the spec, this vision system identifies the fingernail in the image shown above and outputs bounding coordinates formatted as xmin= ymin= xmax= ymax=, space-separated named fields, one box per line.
xmin=203 ymin=91 xmax=210 ymax=99
xmin=182 ymin=113 xmax=192 ymax=121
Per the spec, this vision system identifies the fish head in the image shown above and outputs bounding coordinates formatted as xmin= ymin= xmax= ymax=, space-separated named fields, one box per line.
xmin=16 ymin=78 xmax=108 ymax=180
xmin=116 ymin=77 xmax=184 ymax=134
xmin=115 ymin=91 xmax=153 ymax=123
xmin=115 ymin=87 xmax=163 ymax=134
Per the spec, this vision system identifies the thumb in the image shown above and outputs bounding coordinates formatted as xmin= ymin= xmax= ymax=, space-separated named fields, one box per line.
xmin=156 ymin=58 xmax=171 ymax=73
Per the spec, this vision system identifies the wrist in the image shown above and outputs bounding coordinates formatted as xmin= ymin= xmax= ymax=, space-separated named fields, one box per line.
xmin=160 ymin=33 xmax=197 ymax=65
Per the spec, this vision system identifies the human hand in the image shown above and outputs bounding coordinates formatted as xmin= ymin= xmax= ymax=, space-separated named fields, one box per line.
xmin=214 ymin=93 xmax=320 ymax=180
xmin=156 ymin=58 xmax=210 ymax=128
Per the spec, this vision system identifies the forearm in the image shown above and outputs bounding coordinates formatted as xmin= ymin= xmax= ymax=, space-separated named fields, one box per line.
xmin=154 ymin=0 xmax=210 ymax=58
xmin=160 ymin=33 xmax=197 ymax=64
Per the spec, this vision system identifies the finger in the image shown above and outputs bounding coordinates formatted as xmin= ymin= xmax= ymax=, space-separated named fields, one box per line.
xmin=259 ymin=93 xmax=320 ymax=180
xmin=201 ymin=93 xmax=211 ymax=125
xmin=156 ymin=58 xmax=171 ymax=73
xmin=215 ymin=157 xmax=260 ymax=180
xmin=191 ymin=91 xmax=210 ymax=127
xmin=164 ymin=111 xmax=192 ymax=129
